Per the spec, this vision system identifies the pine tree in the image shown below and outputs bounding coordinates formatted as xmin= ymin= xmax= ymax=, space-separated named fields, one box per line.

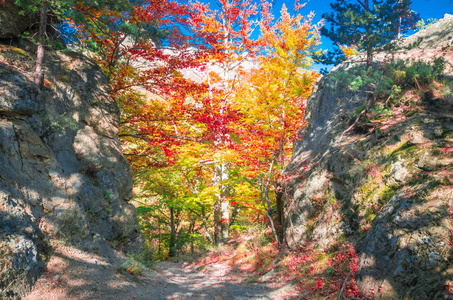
xmin=321 ymin=0 xmax=420 ymax=68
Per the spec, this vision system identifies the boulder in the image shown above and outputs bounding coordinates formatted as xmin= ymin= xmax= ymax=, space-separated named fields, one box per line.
xmin=0 ymin=2 xmax=37 ymax=39
xmin=0 ymin=47 xmax=141 ymax=299
xmin=282 ymin=14 xmax=453 ymax=299
xmin=0 ymin=65 xmax=40 ymax=115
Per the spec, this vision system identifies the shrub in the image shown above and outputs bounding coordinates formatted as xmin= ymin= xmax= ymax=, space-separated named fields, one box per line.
xmin=117 ymin=258 xmax=145 ymax=278
xmin=415 ymin=18 xmax=438 ymax=31
xmin=383 ymin=57 xmax=446 ymax=88
xmin=329 ymin=57 xmax=446 ymax=100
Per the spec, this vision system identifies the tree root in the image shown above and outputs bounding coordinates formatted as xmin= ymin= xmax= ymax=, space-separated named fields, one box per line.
xmin=338 ymin=270 xmax=353 ymax=300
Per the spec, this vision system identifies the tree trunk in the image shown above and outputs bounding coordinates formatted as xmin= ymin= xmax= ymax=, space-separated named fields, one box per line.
xmin=188 ymin=219 xmax=196 ymax=254
xmin=213 ymin=162 xmax=229 ymax=244
xmin=158 ymin=222 xmax=161 ymax=255
xmin=366 ymin=50 xmax=373 ymax=69
xmin=275 ymin=181 xmax=285 ymax=244
xmin=263 ymin=161 xmax=280 ymax=246
xmin=280 ymin=139 xmax=285 ymax=171
xmin=364 ymin=0 xmax=373 ymax=70
xmin=229 ymin=205 xmax=241 ymax=228
xmin=168 ymin=206 xmax=177 ymax=257
xmin=397 ymin=17 xmax=402 ymax=39
xmin=397 ymin=0 xmax=404 ymax=39
xmin=202 ymin=219 xmax=213 ymax=244
xmin=35 ymin=0 xmax=48 ymax=90
xmin=201 ymin=205 xmax=213 ymax=243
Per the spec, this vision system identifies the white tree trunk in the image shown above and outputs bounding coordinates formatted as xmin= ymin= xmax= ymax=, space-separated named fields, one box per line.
xmin=213 ymin=162 xmax=229 ymax=243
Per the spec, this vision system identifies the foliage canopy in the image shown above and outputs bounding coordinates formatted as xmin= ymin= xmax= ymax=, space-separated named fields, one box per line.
xmin=320 ymin=0 xmax=420 ymax=67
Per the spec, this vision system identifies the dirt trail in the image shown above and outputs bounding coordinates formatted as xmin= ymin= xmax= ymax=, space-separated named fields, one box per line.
xmin=24 ymin=241 xmax=296 ymax=300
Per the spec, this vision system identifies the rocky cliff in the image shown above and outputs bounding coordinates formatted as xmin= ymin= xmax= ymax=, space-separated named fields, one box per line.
xmin=0 ymin=40 xmax=141 ymax=298
xmin=282 ymin=15 xmax=453 ymax=299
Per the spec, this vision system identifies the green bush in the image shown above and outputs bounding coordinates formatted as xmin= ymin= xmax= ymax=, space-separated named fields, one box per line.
xmin=329 ymin=57 xmax=446 ymax=99
xmin=117 ymin=258 xmax=145 ymax=278
xmin=415 ymin=18 xmax=438 ymax=31
xmin=330 ymin=65 xmax=380 ymax=91
xmin=383 ymin=57 xmax=446 ymax=88
xmin=131 ymin=245 xmax=156 ymax=268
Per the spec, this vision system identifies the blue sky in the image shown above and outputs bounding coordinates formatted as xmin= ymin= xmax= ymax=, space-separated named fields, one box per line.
xmin=291 ymin=0 xmax=452 ymax=51
xmin=201 ymin=0 xmax=453 ymax=70
xmin=282 ymin=0 xmax=452 ymax=23
xmin=202 ymin=0 xmax=452 ymax=34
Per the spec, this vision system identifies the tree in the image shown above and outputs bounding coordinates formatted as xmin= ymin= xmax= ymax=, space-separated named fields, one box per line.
xmin=135 ymin=143 xmax=216 ymax=257
xmin=59 ymin=0 xmax=220 ymax=255
xmin=69 ymin=0 xmax=213 ymax=165
xmin=233 ymin=3 xmax=321 ymax=244
xmin=35 ymin=0 xmax=48 ymax=89
xmin=14 ymin=0 xmax=135 ymax=89
xmin=321 ymin=0 xmax=420 ymax=68
xmin=15 ymin=0 xmax=53 ymax=89
xmin=190 ymin=0 xmax=265 ymax=243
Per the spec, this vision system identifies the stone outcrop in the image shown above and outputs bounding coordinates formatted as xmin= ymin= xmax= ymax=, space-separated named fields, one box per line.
xmin=282 ymin=15 xmax=453 ymax=299
xmin=0 ymin=3 xmax=38 ymax=39
xmin=0 ymin=45 xmax=140 ymax=299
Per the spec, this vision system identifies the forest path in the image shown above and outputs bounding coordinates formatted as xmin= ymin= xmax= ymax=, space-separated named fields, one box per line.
xmin=24 ymin=241 xmax=297 ymax=300
xmin=151 ymin=261 xmax=272 ymax=299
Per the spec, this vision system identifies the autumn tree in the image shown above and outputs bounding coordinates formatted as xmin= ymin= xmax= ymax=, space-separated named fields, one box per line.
xmin=321 ymin=0 xmax=420 ymax=67
xmin=53 ymin=0 xmax=219 ymax=255
xmin=233 ymin=3 xmax=321 ymax=244
xmin=68 ymin=0 xmax=212 ymax=161
xmin=14 ymin=0 xmax=135 ymax=89
xmin=81 ymin=0 xmax=231 ymax=254
xmin=135 ymin=142 xmax=216 ymax=257
xmin=189 ymin=0 xmax=265 ymax=243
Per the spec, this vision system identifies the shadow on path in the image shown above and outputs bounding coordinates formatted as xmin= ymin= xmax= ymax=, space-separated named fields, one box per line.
xmin=24 ymin=241 xmax=298 ymax=300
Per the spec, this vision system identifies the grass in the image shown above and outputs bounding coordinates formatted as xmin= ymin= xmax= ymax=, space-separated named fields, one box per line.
xmin=0 ymin=240 xmax=13 ymax=275
xmin=0 ymin=46 xmax=32 ymax=58
xmin=389 ymin=140 xmax=418 ymax=158
xmin=405 ymin=108 xmax=420 ymax=118
xmin=380 ymin=184 xmax=399 ymax=205
xmin=117 ymin=258 xmax=146 ymax=279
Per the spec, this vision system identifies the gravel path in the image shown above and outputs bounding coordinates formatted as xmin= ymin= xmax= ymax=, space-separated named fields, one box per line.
xmin=24 ymin=241 xmax=295 ymax=300
xmin=150 ymin=261 xmax=272 ymax=299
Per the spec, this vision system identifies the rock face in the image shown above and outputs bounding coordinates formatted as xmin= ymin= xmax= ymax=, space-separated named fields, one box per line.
xmin=0 ymin=46 xmax=140 ymax=299
xmin=0 ymin=3 xmax=38 ymax=39
xmin=282 ymin=16 xmax=453 ymax=299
